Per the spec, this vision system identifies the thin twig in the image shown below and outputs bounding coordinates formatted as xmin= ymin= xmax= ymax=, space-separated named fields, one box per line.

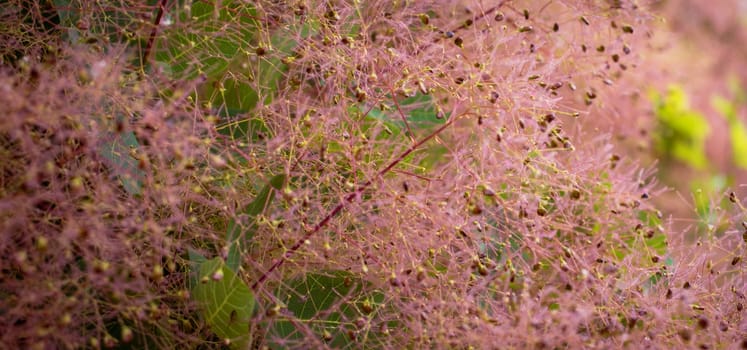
xmin=388 ymin=86 xmax=416 ymax=143
xmin=251 ymin=111 xmax=461 ymax=290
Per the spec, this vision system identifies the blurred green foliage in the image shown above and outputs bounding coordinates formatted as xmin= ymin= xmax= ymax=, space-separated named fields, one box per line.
xmin=650 ymin=82 xmax=747 ymax=236
xmin=712 ymin=78 xmax=747 ymax=169
xmin=650 ymin=85 xmax=710 ymax=170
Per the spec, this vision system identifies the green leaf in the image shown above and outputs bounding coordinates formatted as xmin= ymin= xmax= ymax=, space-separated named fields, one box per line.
xmin=644 ymin=234 xmax=668 ymax=256
xmin=254 ymin=21 xmax=317 ymax=107
xmin=98 ymin=130 xmax=145 ymax=195
xmin=417 ymin=144 xmax=448 ymax=173
xmin=191 ymin=258 xmax=255 ymax=349
xmin=215 ymin=110 xmax=270 ymax=140
xmin=187 ymin=249 xmax=208 ymax=290
xmin=226 ymin=174 xmax=285 ymax=271
xmin=154 ymin=1 xmax=258 ymax=102
xmin=636 ymin=210 xmax=661 ymax=228
xmin=52 ymin=0 xmax=75 ymax=24
xmin=365 ymin=93 xmax=448 ymax=132
xmin=269 ymin=272 xmax=374 ymax=348
xmin=713 ymin=96 xmax=747 ymax=169
xmin=156 ymin=2 xmax=318 ymax=142
xmin=52 ymin=0 xmax=82 ymax=43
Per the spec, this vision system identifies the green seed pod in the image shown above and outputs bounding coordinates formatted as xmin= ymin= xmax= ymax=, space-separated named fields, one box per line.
xmin=151 ymin=264 xmax=163 ymax=280
xmin=35 ymin=236 xmax=48 ymax=252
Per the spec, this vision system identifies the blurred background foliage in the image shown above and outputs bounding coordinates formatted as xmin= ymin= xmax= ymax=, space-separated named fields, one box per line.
xmin=628 ymin=1 xmax=747 ymax=239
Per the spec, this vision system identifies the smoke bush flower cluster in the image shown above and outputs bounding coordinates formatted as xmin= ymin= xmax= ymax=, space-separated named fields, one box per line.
xmin=0 ymin=0 xmax=744 ymax=349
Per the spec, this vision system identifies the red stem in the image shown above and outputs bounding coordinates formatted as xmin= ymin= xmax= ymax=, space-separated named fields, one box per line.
xmin=251 ymin=114 xmax=459 ymax=290
xmin=142 ymin=0 xmax=168 ymax=69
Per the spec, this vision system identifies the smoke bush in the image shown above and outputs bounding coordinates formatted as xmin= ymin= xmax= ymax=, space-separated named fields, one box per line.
xmin=0 ymin=0 xmax=744 ymax=349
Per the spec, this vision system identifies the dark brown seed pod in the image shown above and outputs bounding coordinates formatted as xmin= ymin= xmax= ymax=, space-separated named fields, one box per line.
xmin=325 ymin=10 xmax=340 ymax=22
xmin=646 ymin=229 xmax=656 ymax=239
xmin=609 ymin=154 xmax=620 ymax=169
xmin=678 ymin=328 xmax=692 ymax=342
xmin=389 ymin=275 xmax=401 ymax=287
xmin=569 ymin=189 xmax=581 ymax=200
xmin=489 ymin=91 xmax=500 ymax=103
xmin=553 ymin=23 xmax=559 ymax=32
xmin=419 ymin=13 xmax=429 ymax=25
xmin=697 ymin=316 xmax=709 ymax=329
xmin=294 ymin=5 xmax=305 ymax=16
xmin=536 ymin=205 xmax=547 ymax=216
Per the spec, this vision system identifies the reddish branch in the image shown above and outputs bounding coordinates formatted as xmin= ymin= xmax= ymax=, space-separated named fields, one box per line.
xmin=251 ymin=112 xmax=460 ymax=290
xmin=142 ymin=0 xmax=168 ymax=68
